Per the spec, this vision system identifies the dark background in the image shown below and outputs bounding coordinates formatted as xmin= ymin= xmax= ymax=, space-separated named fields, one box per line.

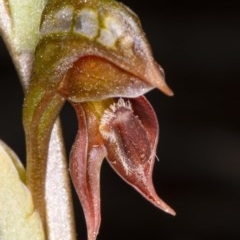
xmin=1 ymin=1 xmax=240 ymax=239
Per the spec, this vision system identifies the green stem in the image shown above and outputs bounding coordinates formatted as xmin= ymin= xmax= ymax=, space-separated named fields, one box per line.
xmin=23 ymin=81 xmax=65 ymax=236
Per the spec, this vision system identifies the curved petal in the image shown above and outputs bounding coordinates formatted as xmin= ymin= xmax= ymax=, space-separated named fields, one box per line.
xmin=60 ymin=56 xmax=153 ymax=102
xmin=69 ymin=103 xmax=107 ymax=240
xmin=99 ymin=97 xmax=175 ymax=215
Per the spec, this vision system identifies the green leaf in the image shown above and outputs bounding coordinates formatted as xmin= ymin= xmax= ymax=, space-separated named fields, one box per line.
xmin=0 ymin=0 xmax=46 ymax=88
xmin=0 ymin=140 xmax=45 ymax=240
xmin=0 ymin=0 xmax=46 ymax=53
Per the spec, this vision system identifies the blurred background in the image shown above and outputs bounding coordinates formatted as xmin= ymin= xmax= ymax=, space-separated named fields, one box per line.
xmin=1 ymin=0 xmax=240 ymax=239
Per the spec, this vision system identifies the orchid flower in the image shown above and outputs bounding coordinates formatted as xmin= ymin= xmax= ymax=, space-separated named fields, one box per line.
xmin=23 ymin=0 xmax=175 ymax=239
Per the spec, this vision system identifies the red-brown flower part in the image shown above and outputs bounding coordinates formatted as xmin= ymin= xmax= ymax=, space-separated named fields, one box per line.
xmin=70 ymin=103 xmax=107 ymax=240
xmin=69 ymin=97 xmax=175 ymax=240
xmin=100 ymin=97 xmax=175 ymax=214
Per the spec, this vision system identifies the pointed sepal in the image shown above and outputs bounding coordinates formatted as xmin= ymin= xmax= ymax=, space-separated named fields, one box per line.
xmin=70 ymin=103 xmax=107 ymax=240
xmin=99 ymin=97 xmax=175 ymax=215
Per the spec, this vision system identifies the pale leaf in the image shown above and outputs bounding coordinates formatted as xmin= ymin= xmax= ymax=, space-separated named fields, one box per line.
xmin=0 ymin=140 xmax=45 ymax=240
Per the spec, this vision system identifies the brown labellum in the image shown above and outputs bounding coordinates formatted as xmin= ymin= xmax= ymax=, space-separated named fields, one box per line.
xmin=100 ymin=97 xmax=176 ymax=215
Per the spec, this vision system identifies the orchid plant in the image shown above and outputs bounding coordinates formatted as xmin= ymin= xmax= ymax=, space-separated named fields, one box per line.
xmin=0 ymin=0 xmax=175 ymax=239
